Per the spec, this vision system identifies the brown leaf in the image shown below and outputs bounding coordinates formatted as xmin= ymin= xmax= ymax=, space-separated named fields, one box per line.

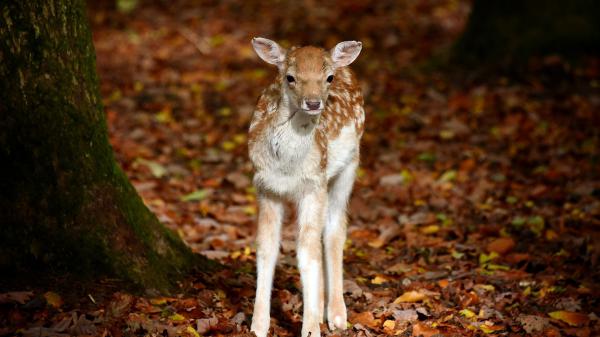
xmin=548 ymin=311 xmax=589 ymax=326
xmin=518 ymin=314 xmax=549 ymax=334
xmin=44 ymin=291 xmax=63 ymax=308
xmin=412 ymin=322 xmax=440 ymax=337
xmin=486 ymin=237 xmax=515 ymax=255
xmin=393 ymin=290 xmax=426 ymax=303
xmin=0 ymin=291 xmax=34 ymax=304
xmin=350 ymin=311 xmax=379 ymax=328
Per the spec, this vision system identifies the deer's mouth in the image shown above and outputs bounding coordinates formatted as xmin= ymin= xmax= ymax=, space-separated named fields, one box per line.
xmin=302 ymin=108 xmax=323 ymax=116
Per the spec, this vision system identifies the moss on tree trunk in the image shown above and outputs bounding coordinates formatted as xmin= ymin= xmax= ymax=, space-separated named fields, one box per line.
xmin=0 ymin=0 xmax=212 ymax=291
xmin=452 ymin=0 xmax=600 ymax=67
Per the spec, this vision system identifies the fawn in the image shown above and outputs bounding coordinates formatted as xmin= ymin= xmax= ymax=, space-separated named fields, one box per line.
xmin=248 ymin=37 xmax=364 ymax=337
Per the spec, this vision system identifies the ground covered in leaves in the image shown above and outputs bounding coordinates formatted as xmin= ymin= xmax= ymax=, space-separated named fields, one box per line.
xmin=2 ymin=1 xmax=600 ymax=336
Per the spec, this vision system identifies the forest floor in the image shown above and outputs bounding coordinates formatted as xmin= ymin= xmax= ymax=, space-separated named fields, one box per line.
xmin=2 ymin=1 xmax=600 ymax=336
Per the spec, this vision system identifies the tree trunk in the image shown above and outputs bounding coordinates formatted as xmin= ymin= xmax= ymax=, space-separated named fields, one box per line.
xmin=0 ymin=0 xmax=210 ymax=291
xmin=453 ymin=0 xmax=600 ymax=66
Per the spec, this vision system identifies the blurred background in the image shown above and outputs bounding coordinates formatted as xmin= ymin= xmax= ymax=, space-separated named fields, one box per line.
xmin=89 ymin=0 xmax=599 ymax=255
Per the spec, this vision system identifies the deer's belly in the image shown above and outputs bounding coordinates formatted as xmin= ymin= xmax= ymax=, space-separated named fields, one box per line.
xmin=252 ymin=139 xmax=323 ymax=197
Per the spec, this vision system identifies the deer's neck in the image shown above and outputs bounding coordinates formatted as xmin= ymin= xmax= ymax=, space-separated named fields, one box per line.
xmin=266 ymin=89 xmax=319 ymax=162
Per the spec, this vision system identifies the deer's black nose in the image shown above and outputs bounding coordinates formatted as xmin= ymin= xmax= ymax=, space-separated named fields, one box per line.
xmin=306 ymin=101 xmax=321 ymax=110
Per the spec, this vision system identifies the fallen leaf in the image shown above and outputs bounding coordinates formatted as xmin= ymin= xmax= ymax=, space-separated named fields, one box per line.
xmin=350 ymin=311 xmax=379 ymax=328
xmin=137 ymin=159 xmax=167 ymax=178
xmin=382 ymin=319 xmax=395 ymax=332
xmin=479 ymin=323 xmax=504 ymax=333
xmin=460 ymin=309 xmax=476 ymax=318
xmin=486 ymin=237 xmax=515 ymax=255
xmin=181 ymin=189 xmax=211 ymax=202
xmin=0 ymin=291 xmax=34 ymax=304
xmin=226 ymin=172 xmax=251 ymax=189
xmin=393 ymin=290 xmax=426 ymax=303
xmin=479 ymin=251 xmax=499 ymax=265
xmin=420 ymin=224 xmax=440 ymax=235
xmin=170 ymin=313 xmax=186 ymax=322
xmin=391 ymin=309 xmax=418 ymax=321
xmin=548 ymin=311 xmax=589 ymax=326
xmin=518 ymin=314 xmax=550 ymax=333
xmin=186 ymin=325 xmax=200 ymax=337
xmin=196 ymin=317 xmax=218 ymax=334
xmin=44 ymin=291 xmax=63 ymax=308
xmin=412 ymin=322 xmax=440 ymax=337
xmin=371 ymin=275 xmax=388 ymax=285
xmin=343 ymin=279 xmax=363 ymax=299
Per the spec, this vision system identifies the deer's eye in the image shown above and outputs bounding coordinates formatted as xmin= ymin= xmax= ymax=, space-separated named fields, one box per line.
xmin=286 ymin=75 xmax=296 ymax=83
xmin=326 ymin=75 xmax=334 ymax=83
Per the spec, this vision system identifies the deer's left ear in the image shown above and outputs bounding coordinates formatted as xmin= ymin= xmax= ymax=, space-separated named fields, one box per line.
xmin=331 ymin=41 xmax=362 ymax=68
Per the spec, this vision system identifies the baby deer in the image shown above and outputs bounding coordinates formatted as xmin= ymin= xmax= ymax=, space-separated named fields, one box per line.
xmin=248 ymin=37 xmax=364 ymax=337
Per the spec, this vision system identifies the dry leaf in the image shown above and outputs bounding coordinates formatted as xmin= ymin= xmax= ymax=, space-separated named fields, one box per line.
xmin=382 ymin=319 xmax=395 ymax=333
xmin=548 ymin=311 xmax=589 ymax=326
xmin=371 ymin=275 xmax=388 ymax=285
xmin=412 ymin=322 xmax=440 ymax=337
xmin=486 ymin=237 xmax=515 ymax=255
xmin=44 ymin=291 xmax=63 ymax=308
xmin=393 ymin=290 xmax=426 ymax=303
xmin=518 ymin=314 xmax=549 ymax=333
xmin=0 ymin=291 xmax=34 ymax=304
xmin=350 ymin=311 xmax=379 ymax=328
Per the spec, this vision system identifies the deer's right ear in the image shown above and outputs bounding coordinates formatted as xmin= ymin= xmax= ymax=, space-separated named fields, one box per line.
xmin=252 ymin=37 xmax=285 ymax=67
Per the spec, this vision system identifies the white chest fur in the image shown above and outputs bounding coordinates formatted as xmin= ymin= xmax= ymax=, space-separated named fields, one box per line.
xmin=251 ymin=111 xmax=323 ymax=197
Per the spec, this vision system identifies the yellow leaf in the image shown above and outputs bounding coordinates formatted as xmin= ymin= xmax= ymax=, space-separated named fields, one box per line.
xmin=155 ymin=107 xmax=173 ymax=123
xmin=545 ymin=229 xmax=558 ymax=240
xmin=170 ymin=313 xmax=186 ymax=321
xmin=150 ymin=297 xmax=168 ymax=305
xmin=368 ymin=238 xmax=385 ymax=248
xmin=474 ymin=284 xmax=495 ymax=292
xmin=383 ymin=319 xmax=395 ymax=332
xmin=44 ymin=291 xmax=63 ymax=308
xmin=221 ymin=141 xmax=236 ymax=151
xmin=459 ymin=309 xmax=476 ymax=318
xmin=243 ymin=205 xmax=256 ymax=215
xmin=479 ymin=251 xmax=499 ymax=265
xmin=393 ymin=290 xmax=426 ymax=303
xmin=479 ymin=323 xmax=503 ymax=333
xmin=233 ymin=133 xmax=246 ymax=144
xmin=420 ymin=225 xmax=440 ymax=235
xmin=414 ymin=199 xmax=426 ymax=206
xmin=186 ymin=326 xmax=200 ymax=337
xmin=439 ymin=130 xmax=455 ymax=140
xmin=371 ymin=275 xmax=388 ymax=285
xmin=548 ymin=311 xmax=589 ymax=326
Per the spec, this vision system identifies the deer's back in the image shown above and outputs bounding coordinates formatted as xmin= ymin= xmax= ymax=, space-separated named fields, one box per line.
xmin=317 ymin=67 xmax=364 ymax=179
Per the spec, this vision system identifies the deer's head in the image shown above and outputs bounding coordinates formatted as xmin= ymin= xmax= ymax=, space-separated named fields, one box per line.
xmin=252 ymin=37 xmax=362 ymax=115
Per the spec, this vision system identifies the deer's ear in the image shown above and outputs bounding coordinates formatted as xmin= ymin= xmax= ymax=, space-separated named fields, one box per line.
xmin=331 ymin=41 xmax=362 ymax=68
xmin=252 ymin=37 xmax=286 ymax=67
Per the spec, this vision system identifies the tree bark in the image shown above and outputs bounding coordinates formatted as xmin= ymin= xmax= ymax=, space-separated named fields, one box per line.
xmin=0 ymin=0 xmax=209 ymax=291
xmin=453 ymin=0 xmax=600 ymax=66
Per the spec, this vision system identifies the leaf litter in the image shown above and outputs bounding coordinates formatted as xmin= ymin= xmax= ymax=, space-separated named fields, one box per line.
xmin=1 ymin=0 xmax=599 ymax=336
